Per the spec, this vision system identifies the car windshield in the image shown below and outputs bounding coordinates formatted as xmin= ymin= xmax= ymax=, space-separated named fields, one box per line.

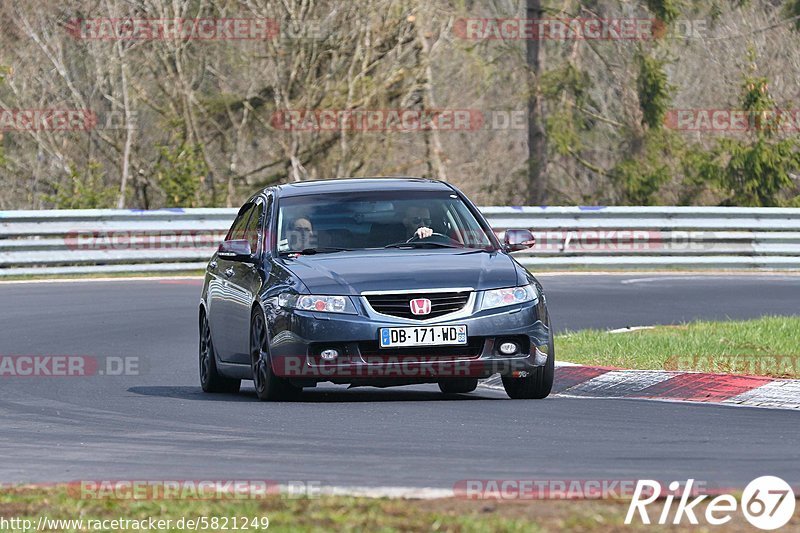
xmin=277 ymin=190 xmax=496 ymax=253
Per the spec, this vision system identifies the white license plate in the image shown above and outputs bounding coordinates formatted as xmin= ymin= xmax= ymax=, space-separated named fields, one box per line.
xmin=379 ymin=325 xmax=467 ymax=348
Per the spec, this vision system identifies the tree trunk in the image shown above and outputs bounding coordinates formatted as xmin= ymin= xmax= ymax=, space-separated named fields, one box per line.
xmin=526 ymin=0 xmax=547 ymax=204
xmin=416 ymin=22 xmax=448 ymax=182
xmin=115 ymin=37 xmax=134 ymax=209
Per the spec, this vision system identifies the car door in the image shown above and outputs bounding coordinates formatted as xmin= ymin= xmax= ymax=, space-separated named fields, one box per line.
xmin=208 ymin=202 xmax=255 ymax=363
xmin=226 ymin=197 xmax=269 ymax=365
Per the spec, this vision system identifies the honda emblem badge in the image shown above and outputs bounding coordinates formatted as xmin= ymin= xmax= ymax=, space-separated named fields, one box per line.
xmin=410 ymin=298 xmax=432 ymax=315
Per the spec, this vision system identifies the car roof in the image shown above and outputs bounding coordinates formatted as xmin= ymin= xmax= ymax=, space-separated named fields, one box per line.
xmin=268 ymin=177 xmax=454 ymax=198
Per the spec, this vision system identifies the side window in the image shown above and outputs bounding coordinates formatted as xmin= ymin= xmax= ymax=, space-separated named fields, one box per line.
xmin=244 ymin=202 xmax=265 ymax=253
xmin=226 ymin=204 xmax=254 ymax=241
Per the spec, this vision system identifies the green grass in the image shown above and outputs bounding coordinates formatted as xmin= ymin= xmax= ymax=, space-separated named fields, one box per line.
xmin=0 ymin=486 xmax=628 ymax=533
xmin=3 ymin=485 xmax=798 ymax=532
xmin=557 ymin=315 xmax=800 ymax=377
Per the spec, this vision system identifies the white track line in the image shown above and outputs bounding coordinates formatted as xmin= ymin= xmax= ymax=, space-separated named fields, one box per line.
xmin=536 ymin=271 xmax=800 ymax=278
xmin=318 ymin=486 xmax=455 ymax=499
xmin=620 ymin=274 xmax=800 ymax=284
xmin=607 ymin=326 xmax=656 ymax=334
xmin=0 ymin=275 xmax=203 ymax=285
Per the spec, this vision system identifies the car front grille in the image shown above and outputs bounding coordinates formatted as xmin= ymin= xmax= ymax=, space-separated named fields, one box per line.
xmin=358 ymin=337 xmax=485 ymax=361
xmin=364 ymin=291 xmax=471 ymax=320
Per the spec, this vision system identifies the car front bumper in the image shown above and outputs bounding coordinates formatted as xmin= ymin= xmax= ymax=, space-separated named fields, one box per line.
xmin=265 ymin=297 xmax=551 ymax=384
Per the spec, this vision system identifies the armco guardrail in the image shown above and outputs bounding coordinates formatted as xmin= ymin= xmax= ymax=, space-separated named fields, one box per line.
xmin=483 ymin=206 xmax=800 ymax=270
xmin=1 ymin=206 xmax=799 ymax=276
xmin=0 ymin=208 xmax=237 ymax=276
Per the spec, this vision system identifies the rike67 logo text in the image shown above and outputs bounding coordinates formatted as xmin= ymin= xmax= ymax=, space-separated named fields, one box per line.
xmin=626 ymin=477 xmax=795 ymax=530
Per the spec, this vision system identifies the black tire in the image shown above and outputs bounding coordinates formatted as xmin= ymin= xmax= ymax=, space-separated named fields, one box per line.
xmin=438 ymin=378 xmax=478 ymax=394
xmin=199 ymin=312 xmax=241 ymax=394
xmin=250 ymin=309 xmax=300 ymax=401
xmin=501 ymin=325 xmax=555 ymax=400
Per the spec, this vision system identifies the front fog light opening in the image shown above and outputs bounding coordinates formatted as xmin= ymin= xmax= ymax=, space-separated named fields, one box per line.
xmin=498 ymin=341 xmax=519 ymax=355
xmin=319 ymin=348 xmax=339 ymax=361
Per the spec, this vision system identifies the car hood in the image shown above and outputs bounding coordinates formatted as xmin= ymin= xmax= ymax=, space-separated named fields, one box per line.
xmin=278 ymin=249 xmax=523 ymax=295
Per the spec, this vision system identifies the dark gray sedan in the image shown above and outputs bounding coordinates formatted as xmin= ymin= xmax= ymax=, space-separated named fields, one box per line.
xmin=199 ymin=178 xmax=553 ymax=400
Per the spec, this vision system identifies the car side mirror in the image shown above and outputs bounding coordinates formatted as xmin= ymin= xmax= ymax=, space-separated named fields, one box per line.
xmin=218 ymin=239 xmax=254 ymax=262
xmin=503 ymin=229 xmax=536 ymax=252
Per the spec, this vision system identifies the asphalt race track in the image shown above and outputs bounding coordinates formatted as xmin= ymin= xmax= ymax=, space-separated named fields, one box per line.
xmin=1 ymin=273 xmax=798 ymax=490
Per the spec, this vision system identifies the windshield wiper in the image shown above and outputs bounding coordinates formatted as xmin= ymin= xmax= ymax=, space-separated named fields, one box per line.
xmin=280 ymin=247 xmax=353 ymax=256
xmin=457 ymin=248 xmax=496 ymax=254
xmin=384 ymin=241 xmax=461 ymax=249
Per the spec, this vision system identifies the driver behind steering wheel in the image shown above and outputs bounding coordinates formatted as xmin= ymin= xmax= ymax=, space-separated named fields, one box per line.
xmin=402 ymin=206 xmax=434 ymax=239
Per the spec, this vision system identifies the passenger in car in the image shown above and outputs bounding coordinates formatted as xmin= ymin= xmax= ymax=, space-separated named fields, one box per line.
xmin=289 ymin=217 xmax=316 ymax=250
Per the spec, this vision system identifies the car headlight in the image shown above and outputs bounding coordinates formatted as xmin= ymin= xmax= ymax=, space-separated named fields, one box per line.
xmin=481 ymin=284 xmax=538 ymax=310
xmin=278 ymin=293 xmax=355 ymax=313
